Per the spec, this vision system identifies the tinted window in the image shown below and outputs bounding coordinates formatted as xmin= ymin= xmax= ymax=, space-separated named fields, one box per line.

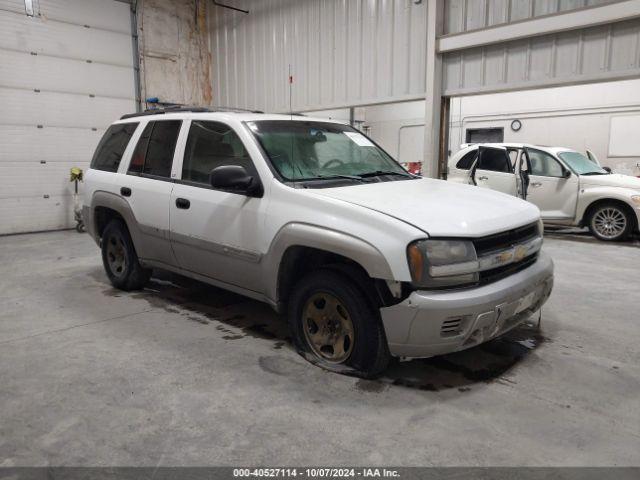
xmin=91 ymin=123 xmax=138 ymax=172
xmin=128 ymin=120 xmax=181 ymax=178
xmin=128 ymin=122 xmax=153 ymax=174
xmin=528 ymin=149 xmax=564 ymax=177
xmin=478 ymin=148 xmax=511 ymax=173
xmin=455 ymin=150 xmax=477 ymax=170
xmin=182 ymin=121 xmax=252 ymax=184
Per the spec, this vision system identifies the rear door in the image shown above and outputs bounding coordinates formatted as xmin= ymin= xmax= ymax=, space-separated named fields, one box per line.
xmin=522 ymin=148 xmax=579 ymax=220
xmin=472 ymin=146 xmax=517 ymax=196
xmin=122 ymin=119 xmax=182 ymax=266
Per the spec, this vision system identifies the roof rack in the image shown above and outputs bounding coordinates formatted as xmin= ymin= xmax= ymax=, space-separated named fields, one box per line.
xmin=120 ymin=105 xmax=264 ymax=120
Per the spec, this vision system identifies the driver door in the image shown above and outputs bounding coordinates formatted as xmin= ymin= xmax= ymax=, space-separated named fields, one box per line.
xmin=169 ymin=120 xmax=268 ymax=293
xmin=472 ymin=146 xmax=518 ymax=196
xmin=522 ymin=148 xmax=579 ymax=220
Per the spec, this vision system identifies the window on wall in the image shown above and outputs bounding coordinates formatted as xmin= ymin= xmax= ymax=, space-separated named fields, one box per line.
xmin=465 ymin=127 xmax=504 ymax=144
xmin=128 ymin=120 xmax=182 ymax=178
xmin=90 ymin=123 xmax=138 ymax=173
xmin=182 ymin=121 xmax=253 ymax=185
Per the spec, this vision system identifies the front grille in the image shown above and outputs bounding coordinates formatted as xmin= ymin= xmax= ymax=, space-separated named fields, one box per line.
xmin=479 ymin=253 xmax=538 ymax=285
xmin=473 ymin=222 xmax=539 ymax=256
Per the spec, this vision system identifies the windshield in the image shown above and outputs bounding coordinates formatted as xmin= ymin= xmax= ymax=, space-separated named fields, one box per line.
xmin=558 ymin=151 xmax=609 ymax=175
xmin=247 ymin=120 xmax=412 ymax=183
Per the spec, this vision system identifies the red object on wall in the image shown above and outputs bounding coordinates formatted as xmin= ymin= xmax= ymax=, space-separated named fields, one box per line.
xmin=402 ymin=162 xmax=422 ymax=175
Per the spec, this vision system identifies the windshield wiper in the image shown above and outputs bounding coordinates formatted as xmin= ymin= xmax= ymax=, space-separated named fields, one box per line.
xmin=297 ymin=174 xmax=368 ymax=182
xmin=581 ymin=171 xmax=608 ymax=175
xmin=357 ymin=170 xmax=412 ymax=178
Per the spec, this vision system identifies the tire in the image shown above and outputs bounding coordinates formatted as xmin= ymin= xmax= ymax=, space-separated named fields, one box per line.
xmin=588 ymin=202 xmax=633 ymax=242
xmin=287 ymin=269 xmax=390 ymax=378
xmin=101 ymin=219 xmax=151 ymax=290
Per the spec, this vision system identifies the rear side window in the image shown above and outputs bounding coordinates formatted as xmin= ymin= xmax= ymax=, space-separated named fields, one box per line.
xmin=182 ymin=121 xmax=253 ymax=185
xmin=478 ymin=148 xmax=512 ymax=173
xmin=90 ymin=123 xmax=138 ymax=172
xmin=128 ymin=120 xmax=182 ymax=178
xmin=455 ymin=150 xmax=477 ymax=170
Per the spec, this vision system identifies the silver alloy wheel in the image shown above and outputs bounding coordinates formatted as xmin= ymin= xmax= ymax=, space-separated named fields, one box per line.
xmin=592 ymin=206 xmax=627 ymax=240
xmin=106 ymin=233 xmax=127 ymax=277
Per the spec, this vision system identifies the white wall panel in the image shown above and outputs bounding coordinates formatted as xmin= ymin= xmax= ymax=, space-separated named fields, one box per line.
xmin=0 ymin=126 xmax=104 ymax=163
xmin=444 ymin=0 xmax=620 ymax=34
xmin=210 ymin=0 xmax=427 ymax=112
xmin=0 ymin=50 xmax=135 ymax=98
xmin=0 ymin=10 xmax=133 ymax=66
xmin=0 ymin=0 xmax=136 ymax=234
xmin=0 ymin=88 xmax=133 ymax=128
xmin=443 ymin=18 xmax=640 ymax=95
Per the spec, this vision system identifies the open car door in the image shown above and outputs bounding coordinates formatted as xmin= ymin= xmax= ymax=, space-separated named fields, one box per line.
xmin=586 ymin=149 xmax=601 ymax=166
xmin=470 ymin=145 xmax=518 ymax=196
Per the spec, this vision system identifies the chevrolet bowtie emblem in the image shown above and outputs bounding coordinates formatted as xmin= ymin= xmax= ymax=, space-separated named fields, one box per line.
xmin=514 ymin=245 xmax=528 ymax=262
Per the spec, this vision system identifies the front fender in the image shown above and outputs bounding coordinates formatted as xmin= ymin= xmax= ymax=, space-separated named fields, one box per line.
xmin=263 ymin=222 xmax=395 ymax=304
xmin=577 ymin=187 xmax=640 ymax=225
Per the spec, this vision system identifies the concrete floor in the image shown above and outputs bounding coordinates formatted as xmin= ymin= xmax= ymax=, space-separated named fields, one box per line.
xmin=0 ymin=230 xmax=638 ymax=467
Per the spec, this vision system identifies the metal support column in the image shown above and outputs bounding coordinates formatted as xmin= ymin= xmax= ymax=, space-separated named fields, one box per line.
xmin=422 ymin=0 xmax=445 ymax=178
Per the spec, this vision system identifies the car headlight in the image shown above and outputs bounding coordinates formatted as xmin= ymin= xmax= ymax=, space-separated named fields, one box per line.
xmin=538 ymin=218 xmax=545 ymax=237
xmin=407 ymin=239 xmax=479 ymax=288
xmin=631 ymin=195 xmax=640 ymax=206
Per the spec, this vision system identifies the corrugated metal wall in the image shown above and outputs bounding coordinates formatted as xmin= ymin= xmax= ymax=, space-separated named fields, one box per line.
xmin=209 ymin=0 xmax=427 ymax=112
xmin=443 ymin=17 xmax=640 ymax=95
xmin=444 ymin=0 xmax=619 ymax=34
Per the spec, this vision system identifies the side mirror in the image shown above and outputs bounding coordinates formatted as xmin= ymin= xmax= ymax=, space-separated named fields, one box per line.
xmin=210 ymin=165 xmax=262 ymax=197
xmin=562 ymin=169 xmax=572 ymax=178
xmin=603 ymin=166 xmax=612 ymax=173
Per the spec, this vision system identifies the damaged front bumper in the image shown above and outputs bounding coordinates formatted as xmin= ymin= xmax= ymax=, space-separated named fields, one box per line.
xmin=380 ymin=252 xmax=554 ymax=359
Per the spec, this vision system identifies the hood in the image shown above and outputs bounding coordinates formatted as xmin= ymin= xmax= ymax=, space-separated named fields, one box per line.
xmin=579 ymin=173 xmax=640 ymax=190
xmin=311 ymin=178 xmax=540 ymax=237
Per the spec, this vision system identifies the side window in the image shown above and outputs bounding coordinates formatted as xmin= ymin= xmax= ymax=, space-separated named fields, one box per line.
xmin=455 ymin=150 xmax=478 ymax=170
xmin=128 ymin=120 xmax=182 ymax=178
xmin=182 ymin=121 xmax=252 ymax=185
xmin=90 ymin=123 xmax=138 ymax=172
xmin=478 ymin=148 xmax=512 ymax=173
xmin=528 ymin=149 xmax=564 ymax=177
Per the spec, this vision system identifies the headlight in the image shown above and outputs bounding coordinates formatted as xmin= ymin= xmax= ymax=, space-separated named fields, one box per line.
xmin=407 ymin=239 xmax=479 ymax=288
xmin=631 ymin=195 xmax=640 ymax=206
xmin=538 ymin=218 xmax=545 ymax=237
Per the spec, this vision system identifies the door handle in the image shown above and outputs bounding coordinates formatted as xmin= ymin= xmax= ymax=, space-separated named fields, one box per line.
xmin=175 ymin=198 xmax=190 ymax=209
xmin=530 ymin=182 xmax=542 ymax=188
xmin=120 ymin=187 xmax=131 ymax=197
xmin=478 ymin=175 xmax=488 ymax=181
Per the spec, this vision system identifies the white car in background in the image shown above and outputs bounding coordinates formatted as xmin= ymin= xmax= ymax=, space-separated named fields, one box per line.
xmin=447 ymin=143 xmax=640 ymax=242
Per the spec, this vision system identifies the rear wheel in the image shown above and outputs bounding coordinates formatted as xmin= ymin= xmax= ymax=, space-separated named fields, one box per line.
xmin=101 ymin=219 xmax=151 ymax=290
xmin=588 ymin=203 xmax=633 ymax=241
xmin=288 ymin=269 xmax=390 ymax=378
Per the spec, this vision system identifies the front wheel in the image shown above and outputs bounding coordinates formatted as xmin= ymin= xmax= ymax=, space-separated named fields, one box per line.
xmin=101 ymin=219 xmax=151 ymax=290
xmin=588 ymin=203 xmax=633 ymax=241
xmin=287 ymin=269 xmax=390 ymax=378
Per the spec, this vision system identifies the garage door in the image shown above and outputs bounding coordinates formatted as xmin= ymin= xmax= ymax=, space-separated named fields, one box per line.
xmin=0 ymin=0 xmax=137 ymax=235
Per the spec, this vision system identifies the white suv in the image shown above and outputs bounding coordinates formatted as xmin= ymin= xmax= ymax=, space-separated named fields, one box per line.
xmin=84 ymin=109 xmax=553 ymax=377
xmin=448 ymin=143 xmax=640 ymax=241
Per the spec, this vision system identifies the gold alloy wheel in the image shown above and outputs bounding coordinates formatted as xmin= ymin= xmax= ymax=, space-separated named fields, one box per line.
xmin=302 ymin=292 xmax=355 ymax=364
xmin=106 ymin=233 xmax=127 ymax=278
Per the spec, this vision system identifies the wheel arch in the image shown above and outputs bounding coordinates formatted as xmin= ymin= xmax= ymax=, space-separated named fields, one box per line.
xmin=580 ymin=197 xmax=638 ymax=232
xmin=264 ymin=223 xmax=396 ymax=311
